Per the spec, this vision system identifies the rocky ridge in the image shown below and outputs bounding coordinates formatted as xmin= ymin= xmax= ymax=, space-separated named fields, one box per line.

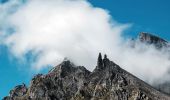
xmin=3 ymin=52 xmax=170 ymax=100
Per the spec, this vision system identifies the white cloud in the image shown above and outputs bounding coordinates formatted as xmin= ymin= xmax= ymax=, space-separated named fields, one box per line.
xmin=0 ymin=0 xmax=170 ymax=85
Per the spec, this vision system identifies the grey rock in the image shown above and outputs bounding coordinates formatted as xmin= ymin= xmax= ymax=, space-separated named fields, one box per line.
xmin=139 ymin=32 xmax=168 ymax=48
xmin=3 ymin=83 xmax=27 ymax=100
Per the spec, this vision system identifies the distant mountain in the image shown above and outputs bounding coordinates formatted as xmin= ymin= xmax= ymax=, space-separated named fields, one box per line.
xmin=3 ymin=52 xmax=170 ymax=100
xmin=138 ymin=32 xmax=168 ymax=48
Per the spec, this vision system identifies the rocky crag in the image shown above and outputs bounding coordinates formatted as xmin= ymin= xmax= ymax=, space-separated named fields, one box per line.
xmin=3 ymin=52 xmax=170 ymax=100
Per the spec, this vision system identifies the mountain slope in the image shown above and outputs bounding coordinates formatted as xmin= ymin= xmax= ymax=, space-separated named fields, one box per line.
xmin=137 ymin=32 xmax=170 ymax=95
xmin=3 ymin=53 xmax=170 ymax=100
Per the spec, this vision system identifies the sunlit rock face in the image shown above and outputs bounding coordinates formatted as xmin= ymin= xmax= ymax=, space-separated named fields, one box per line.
xmin=3 ymin=53 xmax=170 ymax=100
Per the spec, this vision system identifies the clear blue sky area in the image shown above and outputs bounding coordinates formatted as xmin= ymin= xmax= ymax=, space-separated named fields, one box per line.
xmin=90 ymin=0 xmax=170 ymax=40
xmin=0 ymin=0 xmax=170 ymax=98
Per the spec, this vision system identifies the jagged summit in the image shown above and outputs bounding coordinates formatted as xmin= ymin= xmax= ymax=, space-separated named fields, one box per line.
xmin=3 ymin=53 xmax=170 ymax=100
xmin=97 ymin=53 xmax=103 ymax=69
xmin=96 ymin=53 xmax=110 ymax=70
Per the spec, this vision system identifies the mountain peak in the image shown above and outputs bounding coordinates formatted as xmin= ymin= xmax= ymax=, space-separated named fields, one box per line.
xmin=96 ymin=53 xmax=112 ymax=71
xmin=138 ymin=32 xmax=168 ymax=48
xmin=3 ymin=53 xmax=170 ymax=100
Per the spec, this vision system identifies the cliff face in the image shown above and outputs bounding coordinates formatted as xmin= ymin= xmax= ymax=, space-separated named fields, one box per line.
xmin=3 ymin=53 xmax=170 ymax=100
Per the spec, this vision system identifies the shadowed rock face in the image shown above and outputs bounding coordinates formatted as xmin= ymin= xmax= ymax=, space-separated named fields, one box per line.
xmin=3 ymin=53 xmax=170 ymax=100
xmin=139 ymin=32 xmax=168 ymax=48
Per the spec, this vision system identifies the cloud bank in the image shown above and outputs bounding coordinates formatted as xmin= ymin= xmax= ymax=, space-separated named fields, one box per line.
xmin=0 ymin=0 xmax=170 ymax=85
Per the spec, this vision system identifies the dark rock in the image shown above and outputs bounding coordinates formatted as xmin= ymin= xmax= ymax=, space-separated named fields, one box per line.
xmin=103 ymin=54 xmax=109 ymax=68
xmin=97 ymin=52 xmax=103 ymax=70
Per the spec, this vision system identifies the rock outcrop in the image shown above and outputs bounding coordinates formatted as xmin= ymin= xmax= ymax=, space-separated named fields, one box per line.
xmin=3 ymin=84 xmax=27 ymax=100
xmin=3 ymin=53 xmax=170 ymax=100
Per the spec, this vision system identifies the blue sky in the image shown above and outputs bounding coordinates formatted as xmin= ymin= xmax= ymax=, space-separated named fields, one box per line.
xmin=90 ymin=0 xmax=170 ymax=40
xmin=0 ymin=0 xmax=170 ymax=98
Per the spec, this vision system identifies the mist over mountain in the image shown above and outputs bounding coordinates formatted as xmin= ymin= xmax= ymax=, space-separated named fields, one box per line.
xmin=3 ymin=52 xmax=170 ymax=100
xmin=1 ymin=0 xmax=170 ymax=87
xmin=3 ymin=32 xmax=170 ymax=99
xmin=1 ymin=0 xmax=170 ymax=99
